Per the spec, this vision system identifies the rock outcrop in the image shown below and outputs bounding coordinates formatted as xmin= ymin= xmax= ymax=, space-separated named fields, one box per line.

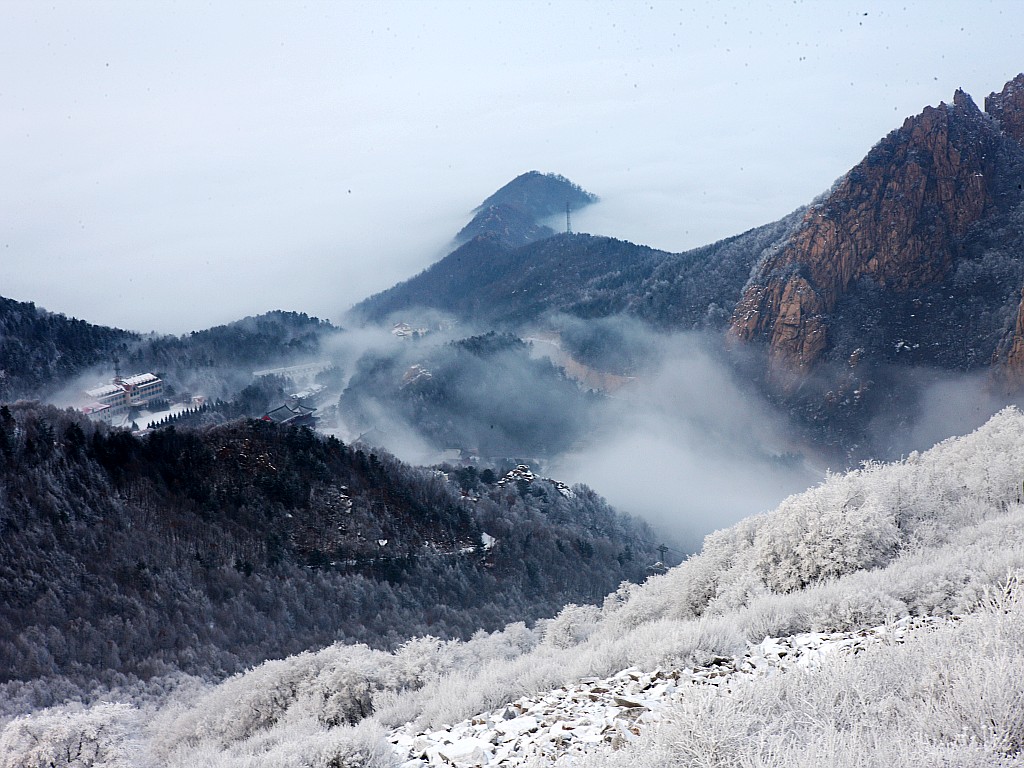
xmin=993 ymin=287 xmax=1024 ymax=391
xmin=391 ymin=615 xmax=956 ymax=768
xmin=985 ymin=72 xmax=1024 ymax=148
xmin=731 ymin=77 xmax=1024 ymax=390
xmin=987 ymin=74 xmax=1024 ymax=387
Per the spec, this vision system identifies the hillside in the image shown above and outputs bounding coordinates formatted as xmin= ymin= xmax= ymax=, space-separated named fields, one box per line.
xmin=353 ymin=214 xmax=804 ymax=332
xmin=5 ymin=406 xmax=1022 ymax=766
xmin=0 ymin=403 xmax=655 ymax=692
xmin=0 ymin=300 xmax=343 ymax=404
xmin=0 ymin=296 xmax=139 ymax=402
xmin=125 ymin=310 xmax=343 ymax=400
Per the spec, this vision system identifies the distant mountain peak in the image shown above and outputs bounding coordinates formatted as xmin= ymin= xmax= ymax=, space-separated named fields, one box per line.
xmin=474 ymin=171 xmax=598 ymax=218
xmin=456 ymin=171 xmax=598 ymax=248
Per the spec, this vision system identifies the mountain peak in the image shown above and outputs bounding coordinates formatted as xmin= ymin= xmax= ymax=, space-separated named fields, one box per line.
xmin=952 ymin=87 xmax=980 ymax=113
xmin=455 ymin=171 xmax=598 ymax=248
xmin=475 ymin=171 xmax=598 ymax=219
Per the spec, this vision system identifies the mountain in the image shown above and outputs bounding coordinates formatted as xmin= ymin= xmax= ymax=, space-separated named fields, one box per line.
xmin=355 ymin=75 xmax=1024 ymax=455
xmin=732 ymin=76 xmax=1024 ymax=392
xmin=454 ymin=171 xmax=599 ymax=248
xmin=125 ymin=310 xmax=344 ymax=400
xmin=355 ymin=233 xmax=669 ymax=326
xmin=354 ymin=210 xmax=805 ymax=332
xmin=0 ymin=403 xmax=655 ymax=690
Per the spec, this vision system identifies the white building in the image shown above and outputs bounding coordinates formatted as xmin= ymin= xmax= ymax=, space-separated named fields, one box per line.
xmin=83 ymin=373 xmax=164 ymax=419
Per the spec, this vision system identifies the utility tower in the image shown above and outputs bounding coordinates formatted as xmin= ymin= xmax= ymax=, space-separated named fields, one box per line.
xmin=566 ymin=201 xmax=572 ymax=234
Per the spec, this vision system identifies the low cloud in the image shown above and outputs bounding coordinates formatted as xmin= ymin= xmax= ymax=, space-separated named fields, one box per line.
xmin=869 ymin=369 xmax=1024 ymax=458
xmin=547 ymin=331 xmax=823 ymax=552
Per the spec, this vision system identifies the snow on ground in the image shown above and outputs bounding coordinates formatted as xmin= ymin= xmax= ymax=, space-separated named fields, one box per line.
xmin=106 ymin=402 xmax=191 ymax=430
xmin=390 ymin=615 xmax=953 ymax=767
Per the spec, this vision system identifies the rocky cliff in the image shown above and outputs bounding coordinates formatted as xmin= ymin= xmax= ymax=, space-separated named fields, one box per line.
xmin=731 ymin=76 xmax=1024 ymax=391
xmin=987 ymin=75 xmax=1024 ymax=385
xmin=985 ymin=73 xmax=1024 ymax=148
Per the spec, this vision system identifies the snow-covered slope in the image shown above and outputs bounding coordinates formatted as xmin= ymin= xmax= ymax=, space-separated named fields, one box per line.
xmin=389 ymin=615 xmax=971 ymax=767
xmin=4 ymin=409 xmax=1024 ymax=767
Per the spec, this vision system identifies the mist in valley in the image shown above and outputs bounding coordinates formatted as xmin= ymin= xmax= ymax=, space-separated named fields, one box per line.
xmin=323 ymin=312 xmax=815 ymax=553
xmin=866 ymin=368 xmax=1024 ymax=460
xmin=322 ymin=307 xmax=1024 ymax=557
xmin=544 ymin=326 xmax=825 ymax=553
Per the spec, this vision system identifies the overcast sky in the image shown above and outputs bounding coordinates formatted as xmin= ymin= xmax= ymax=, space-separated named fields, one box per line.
xmin=3 ymin=0 xmax=1023 ymax=334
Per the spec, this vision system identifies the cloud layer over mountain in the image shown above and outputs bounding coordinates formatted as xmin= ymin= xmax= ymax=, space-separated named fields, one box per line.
xmin=3 ymin=2 xmax=1023 ymax=332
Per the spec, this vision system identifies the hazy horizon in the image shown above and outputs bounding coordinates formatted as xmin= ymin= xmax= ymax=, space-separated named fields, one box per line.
xmin=3 ymin=1 xmax=1023 ymax=334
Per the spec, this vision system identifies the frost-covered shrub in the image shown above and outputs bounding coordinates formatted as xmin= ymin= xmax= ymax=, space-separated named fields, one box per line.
xmin=614 ymin=615 xmax=746 ymax=670
xmin=807 ymin=586 xmax=908 ymax=632
xmin=733 ymin=592 xmax=814 ymax=642
xmin=151 ymin=644 xmax=396 ymax=753
xmin=541 ymin=603 xmax=602 ymax=648
xmin=158 ymin=716 xmax=394 ymax=768
xmin=601 ymin=527 xmax=748 ymax=632
xmin=0 ymin=702 xmax=136 ymax=768
xmin=752 ymin=471 xmax=902 ymax=592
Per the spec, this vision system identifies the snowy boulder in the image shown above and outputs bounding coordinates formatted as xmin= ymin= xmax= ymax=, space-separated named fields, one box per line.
xmin=495 ymin=715 xmax=539 ymax=737
xmin=437 ymin=736 xmax=493 ymax=765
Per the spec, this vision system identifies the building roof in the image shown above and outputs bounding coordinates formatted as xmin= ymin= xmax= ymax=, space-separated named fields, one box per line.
xmin=122 ymin=373 xmax=160 ymax=386
xmin=85 ymin=383 xmax=124 ymax=398
xmin=263 ymin=402 xmax=317 ymax=424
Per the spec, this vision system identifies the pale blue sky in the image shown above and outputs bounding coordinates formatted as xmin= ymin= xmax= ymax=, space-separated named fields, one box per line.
xmin=2 ymin=0 xmax=1022 ymax=332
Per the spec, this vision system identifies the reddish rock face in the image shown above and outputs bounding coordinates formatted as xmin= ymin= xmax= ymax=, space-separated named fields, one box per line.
xmin=985 ymin=73 xmax=1024 ymax=148
xmin=994 ymin=288 xmax=1024 ymax=391
xmin=987 ymin=75 xmax=1024 ymax=387
xmin=731 ymin=77 xmax=1024 ymax=391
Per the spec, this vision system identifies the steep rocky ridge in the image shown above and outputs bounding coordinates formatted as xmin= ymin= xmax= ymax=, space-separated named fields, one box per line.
xmin=731 ymin=77 xmax=1024 ymax=392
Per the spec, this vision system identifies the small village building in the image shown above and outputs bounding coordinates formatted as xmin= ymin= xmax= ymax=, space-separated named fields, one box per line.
xmin=391 ymin=322 xmax=428 ymax=340
xmin=287 ymin=383 xmax=327 ymax=407
xmin=262 ymin=402 xmax=317 ymax=426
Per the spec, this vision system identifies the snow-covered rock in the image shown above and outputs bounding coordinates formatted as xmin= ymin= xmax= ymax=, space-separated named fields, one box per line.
xmin=389 ymin=615 xmax=953 ymax=767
